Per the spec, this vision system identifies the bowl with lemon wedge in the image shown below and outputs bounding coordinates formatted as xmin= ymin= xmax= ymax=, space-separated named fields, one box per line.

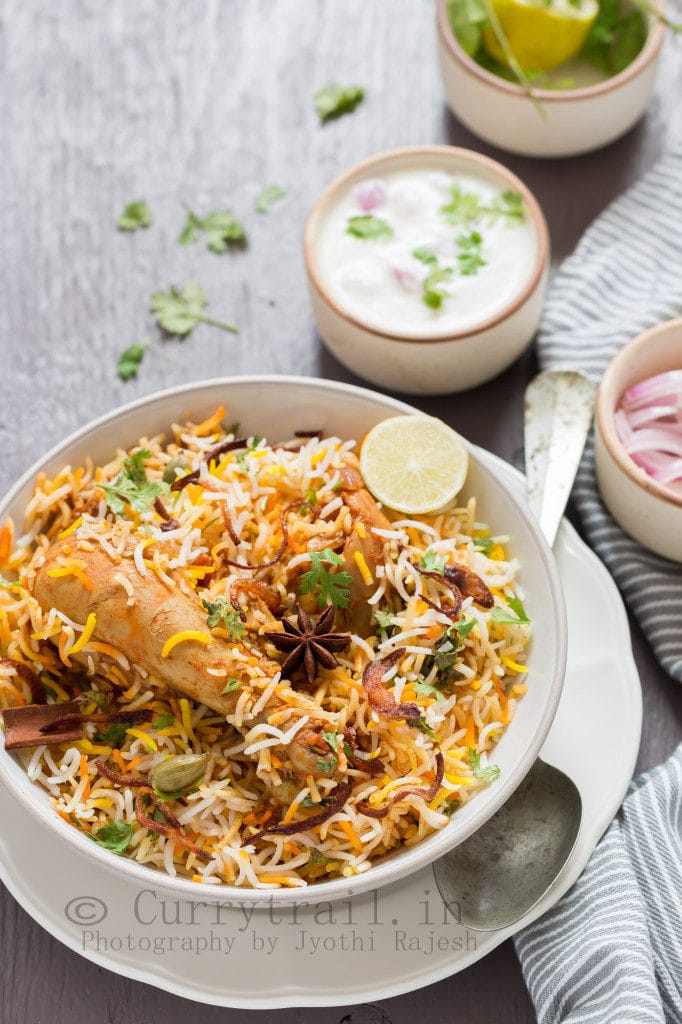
xmin=437 ymin=0 xmax=669 ymax=157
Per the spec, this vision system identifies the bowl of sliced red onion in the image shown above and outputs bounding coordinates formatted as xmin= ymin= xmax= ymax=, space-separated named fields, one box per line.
xmin=595 ymin=317 xmax=682 ymax=562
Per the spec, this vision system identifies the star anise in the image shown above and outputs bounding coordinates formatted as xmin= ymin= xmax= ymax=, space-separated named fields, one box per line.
xmin=263 ymin=603 xmax=350 ymax=685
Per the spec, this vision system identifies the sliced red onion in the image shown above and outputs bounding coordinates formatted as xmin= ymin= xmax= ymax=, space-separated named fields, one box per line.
xmin=353 ymin=179 xmax=387 ymax=213
xmin=622 ymin=370 xmax=682 ymax=411
xmin=616 ymin=369 xmax=682 ymax=488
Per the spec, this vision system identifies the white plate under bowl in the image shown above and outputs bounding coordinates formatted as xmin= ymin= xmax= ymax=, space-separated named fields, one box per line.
xmin=0 ymin=455 xmax=640 ymax=1007
xmin=0 ymin=376 xmax=566 ymax=906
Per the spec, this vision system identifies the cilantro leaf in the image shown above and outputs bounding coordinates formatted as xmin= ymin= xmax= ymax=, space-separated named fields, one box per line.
xmin=346 ymin=215 xmax=393 ymax=240
xmin=373 ymin=608 xmax=396 ymax=630
xmin=474 ymin=536 xmax=495 ymax=555
xmin=116 ymin=341 xmax=148 ymax=382
xmin=178 ymin=209 xmax=246 ymax=253
xmin=314 ymin=84 xmax=364 ymax=122
xmin=423 ymin=266 xmax=453 ymax=309
xmin=441 ymin=183 xmax=525 ymax=227
xmin=453 ymin=617 xmax=476 ymax=641
xmin=413 ymin=678 xmax=445 ymax=699
xmin=301 ymin=846 xmax=333 ymax=869
xmin=236 ymin=436 xmax=263 ymax=471
xmin=445 ymin=0 xmax=488 ymax=56
xmin=94 ymin=722 xmax=129 ymax=748
xmin=153 ymin=713 xmax=175 ymax=729
xmin=162 ymin=456 xmax=190 ymax=486
xmin=202 ymin=598 xmax=245 ymax=639
xmin=468 ymin=746 xmax=501 ymax=784
xmin=457 ymin=231 xmax=486 ymax=276
xmin=413 ymin=247 xmax=438 ymax=265
xmin=255 ymin=185 xmax=286 ymax=213
xmin=315 ymin=753 xmax=338 ymax=773
xmin=420 ymin=549 xmax=446 ymax=575
xmin=408 ymin=717 xmax=438 ymax=739
xmin=151 ymin=284 xmax=238 ymax=336
xmin=490 ymin=595 xmax=531 ymax=625
xmin=91 ymin=820 xmax=134 ymax=854
xmin=323 ymin=730 xmax=338 ymax=753
xmin=486 ymin=190 xmax=526 ymax=225
xmin=101 ymin=449 xmax=170 ymax=514
xmin=221 ymin=677 xmax=242 ymax=695
xmin=583 ymin=0 xmax=647 ymax=75
xmin=117 ymin=200 xmax=153 ymax=231
xmin=299 ymin=548 xmax=353 ymax=610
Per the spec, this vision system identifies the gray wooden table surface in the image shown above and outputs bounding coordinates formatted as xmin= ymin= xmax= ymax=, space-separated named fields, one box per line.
xmin=2 ymin=2 xmax=681 ymax=1021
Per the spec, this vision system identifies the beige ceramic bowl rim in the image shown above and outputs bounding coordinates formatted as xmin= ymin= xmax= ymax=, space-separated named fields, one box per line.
xmin=436 ymin=0 xmax=666 ymax=103
xmin=303 ymin=145 xmax=550 ymax=344
xmin=596 ymin=319 xmax=682 ymax=510
xmin=0 ymin=375 xmax=567 ymax=905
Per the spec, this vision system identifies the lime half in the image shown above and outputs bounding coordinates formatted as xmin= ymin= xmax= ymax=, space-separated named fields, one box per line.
xmin=483 ymin=0 xmax=599 ymax=74
xmin=359 ymin=415 xmax=469 ymax=515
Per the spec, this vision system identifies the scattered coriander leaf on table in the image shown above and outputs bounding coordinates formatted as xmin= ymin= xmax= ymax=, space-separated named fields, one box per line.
xmin=178 ymin=209 xmax=246 ymax=253
xmin=117 ymin=200 xmax=153 ymax=231
xmin=151 ymin=284 xmax=238 ymax=336
xmin=255 ymin=184 xmax=286 ymax=213
xmin=347 ymin=215 xmax=393 ymax=240
xmin=116 ymin=341 xmax=148 ymax=381
xmin=315 ymin=84 xmax=365 ymax=122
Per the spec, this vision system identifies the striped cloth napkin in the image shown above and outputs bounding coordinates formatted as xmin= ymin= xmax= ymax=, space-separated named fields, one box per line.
xmin=513 ymin=146 xmax=682 ymax=1022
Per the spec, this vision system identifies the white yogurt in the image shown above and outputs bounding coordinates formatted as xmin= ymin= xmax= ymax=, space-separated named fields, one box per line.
xmin=315 ymin=167 xmax=539 ymax=337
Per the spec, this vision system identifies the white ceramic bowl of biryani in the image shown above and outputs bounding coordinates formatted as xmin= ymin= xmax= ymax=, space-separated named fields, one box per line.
xmin=0 ymin=377 xmax=566 ymax=904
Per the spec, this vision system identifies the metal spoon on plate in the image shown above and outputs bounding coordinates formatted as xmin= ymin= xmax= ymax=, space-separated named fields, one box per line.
xmin=433 ymin=369 xmax=596 ymax=932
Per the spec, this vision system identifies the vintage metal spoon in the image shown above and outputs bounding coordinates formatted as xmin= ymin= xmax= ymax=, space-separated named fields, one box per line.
xmin=434 ymin=369 xmax=596 ymax=932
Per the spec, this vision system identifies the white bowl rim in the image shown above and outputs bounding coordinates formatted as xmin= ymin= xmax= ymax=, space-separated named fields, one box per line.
xmin=436 ymin=0 xmax=666 ymax=103
xmin=596 ymin=316 xmax=682 ymax=510
xmin=0 ymin=374 xmax=567 ymax=905
xmin=303 ymin=145 xmax=550 ymax=344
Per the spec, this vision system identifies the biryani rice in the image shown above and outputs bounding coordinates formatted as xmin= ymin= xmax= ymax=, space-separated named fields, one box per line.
xmin=0 ymin=410 xmax=531 ymax=888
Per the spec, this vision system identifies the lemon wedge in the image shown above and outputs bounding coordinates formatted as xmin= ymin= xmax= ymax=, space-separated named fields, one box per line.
xmin=359 ymin=415 xmax=469 ymax=515
xmin=483 ymin=0 xmax=599 ymax=74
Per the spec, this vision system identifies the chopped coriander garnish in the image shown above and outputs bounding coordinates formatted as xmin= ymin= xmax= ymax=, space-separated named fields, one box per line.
xmin=0 ymin=574 xmax=19 ymax=589
xmin=151 ymin=284 xmax=238 ymax=336
xmin=299 ymin=548 xmax=353 ymax=610
xmin=315 ymin=753 xmax=338 ymax=774
xmin=441 ymin=184 xmax=525 ymax=227
xmin=221 ymin=677 xmax=242 ymax=695
xmin=490 ymin=595 xmax=531 ymax=625
xmin=420 ymin=549 xmax=446 ymax=575
xmin=178 ymin=209 xmax=246 ymax=253
xmin=457 ymin=231 xmax=486 ymax=275
xmin=487 ymin=190 xmax=526 ymax=224
xmin=314 ymin=84 xmax=364 ymax=122
xmin=101 ymin=449 xmax=170 ymax=515
xmin=117 ymin=200 xmax=152 ymax=231
xmin=346 ymin=215 xmax=393 ymax=240
xmin=408 ymin=718 xmax=438 ymax=739
xmin=373 ymin=608 xmax=395 ymax=630
xmin=301 ymin=795 xmax=331 ymax=809
xmin=91 ymin=820 xmax=134 ymax=854
xmin=202 ymin=598 xmax=246 ymax=639
xmin=453 ymin=617 xmax=476 ymax=641
xmin=94 ymin=722 xmax=129 ymax=748
xmin=468 ymin=746 xmax=501 ymax=784
xmin=300 ymin=488 xmax=318 ymax=513
xmin=301 ymin=846 xmax=333 ymax=869
xmin=162 ymin=455 xmax=190 ymax=485
xmin=413 ymin=247 xmax=438 ymax=265
xmin=236 ymin=436 xmax=263 ymax=470
xmin=342 ymin=741 xmax=354 ymax=760
xmin=323 ymin=730 xmax=339 ymax=753
xmin=413 ymin=678 xmax=445 ymax=699
xmin=423 ymin=266 xmax=453 ymax=309
xmin=474 ymin=536 xmax=496 ymax=555
xmin=153 ymin=713 xmax=175 ymax=729
xmin=255 ymin=185 xmax=286 ymax=213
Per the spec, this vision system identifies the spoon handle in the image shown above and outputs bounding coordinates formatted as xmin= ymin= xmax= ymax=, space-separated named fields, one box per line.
xmin=524 ymin=370 xmax=596 ymax=547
